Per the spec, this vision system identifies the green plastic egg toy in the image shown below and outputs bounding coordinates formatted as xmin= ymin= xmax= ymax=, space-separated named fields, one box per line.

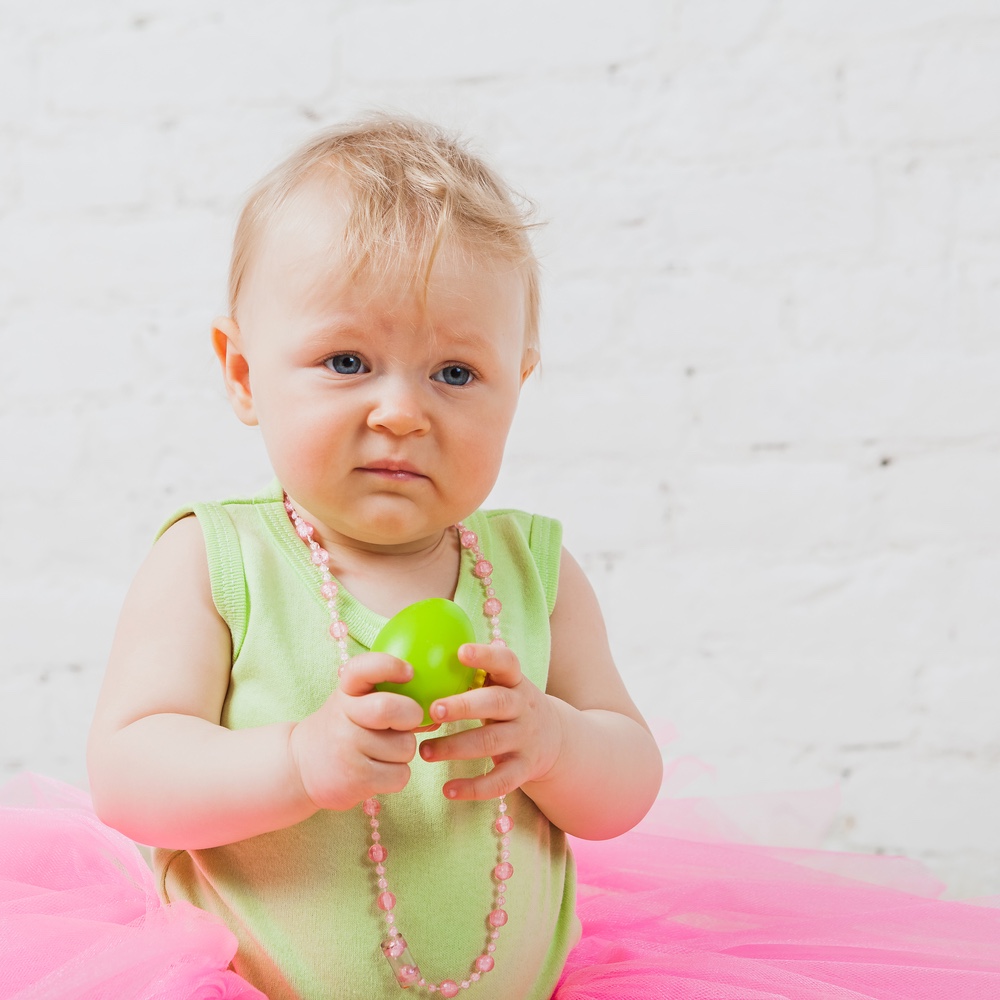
xmin=373 ymin=598 xmax=483 ymax=726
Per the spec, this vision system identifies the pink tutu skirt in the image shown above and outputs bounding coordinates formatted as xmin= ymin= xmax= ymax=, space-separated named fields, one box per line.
xmin=0 ymin=774 xmax=264 ymax=999
xmin=3 ymin=774 xmax=1000 ymax=1000
xmin=559 ymin=814 xmax=1000 ymax=999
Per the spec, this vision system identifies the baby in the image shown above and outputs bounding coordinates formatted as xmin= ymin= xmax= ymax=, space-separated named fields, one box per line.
xmin=87 ymin=116 xmax=663 ymax=999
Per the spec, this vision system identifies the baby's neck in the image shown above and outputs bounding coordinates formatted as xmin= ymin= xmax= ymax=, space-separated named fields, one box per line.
xmin=322 ymin=528 xmax=462 ymax=619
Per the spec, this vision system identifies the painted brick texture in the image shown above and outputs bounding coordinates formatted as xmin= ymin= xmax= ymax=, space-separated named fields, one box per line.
xmin=1 ymin=2 xmax=998 ymax=896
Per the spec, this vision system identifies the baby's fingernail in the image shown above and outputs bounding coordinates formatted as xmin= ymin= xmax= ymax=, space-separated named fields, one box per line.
xmin=420 ymin=743 xmax=433 ymax=760
xmin=432 ymin=703 xmax=447 ymax=720
xmin=445 ymin=786 xmax=458 ymax=799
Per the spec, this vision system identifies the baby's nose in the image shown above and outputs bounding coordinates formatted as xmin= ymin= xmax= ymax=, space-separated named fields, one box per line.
xmin=366 ymin=379 xmax=431 ymax=435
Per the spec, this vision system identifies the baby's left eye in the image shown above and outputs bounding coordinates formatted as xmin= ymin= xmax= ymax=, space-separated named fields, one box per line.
xmin=432 ymin=365 xmax=474 ymax=386
xmin=324 ymin=354 xmax=368 ymax=375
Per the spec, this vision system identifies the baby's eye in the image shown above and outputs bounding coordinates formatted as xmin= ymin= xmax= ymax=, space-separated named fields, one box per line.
xmin=433 ymin=365 xmax=474 ymax=386
xmin=324 ymin=354 xmax=368 ymax=375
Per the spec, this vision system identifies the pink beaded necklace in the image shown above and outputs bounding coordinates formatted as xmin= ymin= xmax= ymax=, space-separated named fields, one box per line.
xmin=284 ymin=494 xmax=514 ymax=996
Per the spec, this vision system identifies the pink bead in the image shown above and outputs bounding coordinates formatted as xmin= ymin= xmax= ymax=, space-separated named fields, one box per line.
xmin=311 ymin=548 xmax=330 ymax=565
xmin=473 ymin=559 xmax=493 ymax=579
xmin=363 ymin=799 xmax=381 ymax=817
xmin=329 ymin=620 xmax=348 ymax=639
xmin=483 ymin=597 xmax=502 ymax=616
xmin=488 ymin=908 xmax=508 ymax=928
xmin=475 ymin=955 xmax=495 ymax=973
xmin=490 ymin=638 xmax=507 ymax=647
xmin=494 ymin=861 xmax=513 ymax=881
xmin=377 ymin=891 xmax=396 ymax=911
xmin=386 ymin=937 xmax=407 ymax=958
xmin=494 ymin=815 xmax=514 ymax=835
xmin=471 ymin=973 xmax=481 ymax=982
xmin=295 ymin=521 xmax=314 ymax=540
xmin=321 ymin=582 xmax=338 ymax=599
xmin=399 ymin=965 xmax=420 ymax=986
xmin=440 ymin=982 xmax=460 ymax=998
xmin=368 ymin=844 xmax=387 ymax=863
xmin=460 ymin=530 xmax=478 ymax=549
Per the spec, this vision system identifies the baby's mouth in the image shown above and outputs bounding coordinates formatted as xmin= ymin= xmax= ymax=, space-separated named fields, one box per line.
xmin=359 ymin=461 xmax=426 ymax=481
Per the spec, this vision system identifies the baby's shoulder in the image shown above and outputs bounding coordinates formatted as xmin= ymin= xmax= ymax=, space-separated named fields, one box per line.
xmin=475 ymin=508 xmax=563 ymax=555
xmin=475 ymin=508 xmax=563 ymax=614
xmin=476 ymin=506 xmax=561 ymax=534
xmin=155 ymin=481 xmax=283 ymax=541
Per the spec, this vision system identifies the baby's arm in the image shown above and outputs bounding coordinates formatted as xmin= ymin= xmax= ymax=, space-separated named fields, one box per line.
xmin=418 ymin=549 xmax=663 ymax=840
xmin=87 ymin=517 xmax=423 ymax=850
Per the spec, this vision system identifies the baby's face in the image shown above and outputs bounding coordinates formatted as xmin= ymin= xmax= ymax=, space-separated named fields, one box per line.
xmin=221 ymin=180 xmax=534 ymax=553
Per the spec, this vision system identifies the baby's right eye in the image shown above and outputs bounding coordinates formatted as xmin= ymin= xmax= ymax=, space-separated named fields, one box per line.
xmin=324 ymin=354 xmax=369 ymax=375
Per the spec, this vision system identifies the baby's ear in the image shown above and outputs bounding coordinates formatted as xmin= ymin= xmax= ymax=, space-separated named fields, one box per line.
xmin=212 ymin=317 xmax=258 ymax=426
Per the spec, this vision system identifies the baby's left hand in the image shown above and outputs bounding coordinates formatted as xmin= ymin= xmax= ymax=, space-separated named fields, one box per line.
xmin=417 ymin=642 xmax=562 ymax=800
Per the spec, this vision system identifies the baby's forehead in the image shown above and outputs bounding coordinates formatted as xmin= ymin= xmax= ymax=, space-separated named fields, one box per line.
xmin=256 ymin=176 xmax=353 ymax=269
xmin=250 ymin=178 xmax=517 ymax=299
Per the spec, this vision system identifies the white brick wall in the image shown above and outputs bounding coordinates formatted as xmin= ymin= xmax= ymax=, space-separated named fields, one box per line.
xmin=1 ymin=1 xmax=998 ymax=897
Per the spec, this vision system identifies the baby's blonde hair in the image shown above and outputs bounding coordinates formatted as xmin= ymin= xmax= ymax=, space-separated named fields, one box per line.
xmin=229 ymin=115 xmax=540 ymax=352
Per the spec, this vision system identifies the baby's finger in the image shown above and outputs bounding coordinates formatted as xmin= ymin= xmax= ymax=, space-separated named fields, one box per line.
xmin=347 ymin=690 xmax=425 ymax=732
xmin=419 ymin=720 xmax=515 ymax=764
xmin=338 ymin=652 xmax=412 ymax=697
xmin=365 ymin=760 xmax=413 ymax=797
xmin=441 ymin=759 xmax=526 ymax=802
xmin=457 ymin=642 xmax=522 ymax=688
xmin=358 ymin=727 xmax=418 ymax=765
xmin=427 ymin=684 xmax=519 ymax=725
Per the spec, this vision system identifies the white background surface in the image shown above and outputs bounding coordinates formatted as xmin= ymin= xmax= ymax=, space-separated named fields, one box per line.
xmin=1 ymin=1 xmax=998 ymax=896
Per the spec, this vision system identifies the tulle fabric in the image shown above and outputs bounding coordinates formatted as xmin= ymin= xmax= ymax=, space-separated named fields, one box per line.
xmin=0 ymin=774 xmax=264 ymax=999
xmin=555 ymin=793 xmax=1000 ymax=999
xmin=3 ymin=773 xmax=1000 ymax=1000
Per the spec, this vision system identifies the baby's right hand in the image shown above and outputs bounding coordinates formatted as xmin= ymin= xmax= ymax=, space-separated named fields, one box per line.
xmin=288 ymin=653 xmax=425 ymax=812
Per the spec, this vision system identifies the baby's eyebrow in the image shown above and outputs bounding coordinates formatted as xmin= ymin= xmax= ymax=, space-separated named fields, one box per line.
xmin=432 ymin=326 xmax=493 ymax=348
xmin=298 ymin=314 xmax=502 ymax=357
xmin=300 ymin=316 xmax=369 ymax=345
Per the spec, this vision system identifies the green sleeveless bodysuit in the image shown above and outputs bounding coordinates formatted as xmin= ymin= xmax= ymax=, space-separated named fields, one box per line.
xmin=152 ymin=482 xmax=579 ymax=1000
